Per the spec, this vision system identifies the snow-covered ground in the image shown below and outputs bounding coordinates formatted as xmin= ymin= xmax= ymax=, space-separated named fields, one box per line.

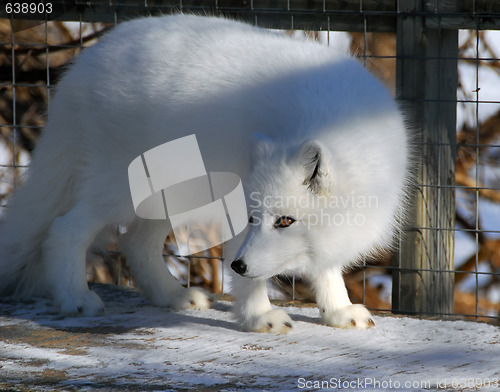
xmin=0 ymin=284 xmax=498 ymax=392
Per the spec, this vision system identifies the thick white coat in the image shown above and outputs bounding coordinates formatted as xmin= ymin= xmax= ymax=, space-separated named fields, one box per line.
xmin=0 ymin=14 xmax=409 ymax=332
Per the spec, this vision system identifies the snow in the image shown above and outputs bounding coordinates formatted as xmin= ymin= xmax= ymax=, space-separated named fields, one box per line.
xmin=0 ymin=284 xmax=498 ymax=391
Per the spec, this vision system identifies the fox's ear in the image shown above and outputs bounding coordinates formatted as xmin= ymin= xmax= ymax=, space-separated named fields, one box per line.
xmin=250 ymin=132 xmax=274 ymax=163
xmin=300 ymin=140 xmax=332 ymax=193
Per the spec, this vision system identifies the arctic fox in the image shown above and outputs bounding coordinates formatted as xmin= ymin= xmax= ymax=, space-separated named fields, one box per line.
xmin=0 ymin=14 xmax=409 ymax=333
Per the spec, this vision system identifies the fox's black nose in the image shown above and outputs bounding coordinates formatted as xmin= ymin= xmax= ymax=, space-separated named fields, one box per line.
xmin=231 ymin=259 xmax=247 ymax=275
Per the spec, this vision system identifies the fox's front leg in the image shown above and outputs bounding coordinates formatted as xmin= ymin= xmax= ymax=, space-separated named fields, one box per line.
xmin=311 ymin=268 xmax=375 ymax=329
xmin=232 ymin=274 xmax=293 ymax=333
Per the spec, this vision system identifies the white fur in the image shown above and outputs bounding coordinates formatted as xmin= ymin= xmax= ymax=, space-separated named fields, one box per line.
xmin=0 ymin=15 xmax=409 ymax=330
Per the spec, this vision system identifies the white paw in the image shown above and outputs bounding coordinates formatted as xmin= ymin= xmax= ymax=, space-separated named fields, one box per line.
xmin=321 ymin=304 xmax=375 ymax=329
xmin=58 ymin=290 xmax=105 ymax=316
xmin=169 ymin=287 xmax=213 ymax=310
xmin=240 ymin=309 xmax=293 ymax=334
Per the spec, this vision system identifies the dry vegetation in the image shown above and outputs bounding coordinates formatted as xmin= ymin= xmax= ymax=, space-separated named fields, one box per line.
xmin=1 ymin=20 xmax=499 ymax=323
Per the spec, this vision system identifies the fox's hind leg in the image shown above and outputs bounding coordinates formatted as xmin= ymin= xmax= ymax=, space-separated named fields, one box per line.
xmin=311 ymin=267 xmax=375 ymax=329
xmin=119 ymin=218 xmax=212 ymax=310
xmin=43 ymin=201 xmax=107 ymax=316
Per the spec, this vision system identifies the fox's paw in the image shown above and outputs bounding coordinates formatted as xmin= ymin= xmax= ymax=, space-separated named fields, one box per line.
xmin=240 ymin=309 xmax=293 ymax=334
xmin=58 ymin=290 xmax=105 ymax=316
xmin=321 ymin=304 xmax=375 ymax=329
xmin=170 ymin=287 xmax=213 ymax=310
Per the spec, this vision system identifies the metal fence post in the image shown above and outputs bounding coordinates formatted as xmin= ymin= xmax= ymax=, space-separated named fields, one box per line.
xmin=392 ymin=0 xmax=457 ymax=316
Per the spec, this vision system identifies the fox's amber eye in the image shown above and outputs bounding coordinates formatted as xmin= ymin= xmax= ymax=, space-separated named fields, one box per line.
xmin=274 ymin=216 xmax=296 ymax=229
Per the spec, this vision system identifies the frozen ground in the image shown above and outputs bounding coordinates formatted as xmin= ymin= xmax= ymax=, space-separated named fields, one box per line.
xmin=0 ymin=284 xmax=498 ymax=392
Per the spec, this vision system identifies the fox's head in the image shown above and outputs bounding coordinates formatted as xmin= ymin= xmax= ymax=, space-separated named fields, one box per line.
xmin=232 ymin=134 xmax=342 ymax=280
xmin=230 ymin=130 xmax=402 ymax=280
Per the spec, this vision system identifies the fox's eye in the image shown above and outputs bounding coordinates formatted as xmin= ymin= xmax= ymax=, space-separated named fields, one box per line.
xmin=249 ymin=215 xmax=254 ymax=224
xmin=274 ymin=216 xmax=296 ymax=229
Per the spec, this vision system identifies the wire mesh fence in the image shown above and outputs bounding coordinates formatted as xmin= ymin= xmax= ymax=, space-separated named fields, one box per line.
xmin=1 ymin=0 xmax=499 ymax=323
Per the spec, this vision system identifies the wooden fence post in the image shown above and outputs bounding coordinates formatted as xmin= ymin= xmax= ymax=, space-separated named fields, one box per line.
xmin=392 ymin=0 xmax=458 ymax=316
